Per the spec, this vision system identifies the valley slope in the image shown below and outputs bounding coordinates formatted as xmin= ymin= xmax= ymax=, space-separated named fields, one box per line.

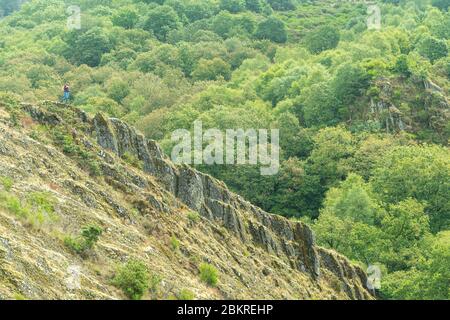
xmin=0 ymin=99 xmax=373 ymax=300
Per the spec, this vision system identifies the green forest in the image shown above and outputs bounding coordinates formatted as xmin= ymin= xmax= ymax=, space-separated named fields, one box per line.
xmin=0 ymin=0 xmax=449 ymax=299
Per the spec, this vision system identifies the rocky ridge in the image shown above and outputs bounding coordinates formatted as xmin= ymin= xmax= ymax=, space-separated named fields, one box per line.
xmin=0 ymin=100 xmax=373 ymax=300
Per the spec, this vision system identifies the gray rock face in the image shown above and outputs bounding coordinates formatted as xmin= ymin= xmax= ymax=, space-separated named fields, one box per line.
xmin=318 ymin=247 xmax=372 ymax=300
xmin=93 ymin=113 xmax=118 ymax=154
xmin=93 ymin=114 xmax=178 ymax=193
xmin=177 ymin=166 xmax=204 ymax=212
xmin=90 ymin=111 xmax=367 ymax=286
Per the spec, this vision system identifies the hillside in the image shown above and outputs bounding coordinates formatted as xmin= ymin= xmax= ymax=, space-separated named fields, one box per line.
xmin=0 ymin=98 xmax=373 ymax=300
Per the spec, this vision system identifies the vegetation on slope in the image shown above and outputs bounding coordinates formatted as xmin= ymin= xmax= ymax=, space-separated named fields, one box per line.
xmin=0 ymin=98 xmax=373 ymax=300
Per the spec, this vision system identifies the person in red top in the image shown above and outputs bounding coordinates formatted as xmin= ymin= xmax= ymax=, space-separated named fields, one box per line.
xmin=62 ymin=83 xmax=70 ymax=103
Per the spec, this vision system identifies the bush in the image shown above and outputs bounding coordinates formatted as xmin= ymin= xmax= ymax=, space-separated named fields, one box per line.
xmin=113 ymin=259 xmax=150 ymax=300
xmin=0 ymin=176 xmax=13 ymax=191
xmin=52 ymin=128 xmax=101 ymax=176
xmin=187 ymin=211 xmax=200 ymax=223
xmin=199 ymin=263 xmax=218 ymax=287
xmin=122 ymin=152 xmax=143 ymax=169
xmin=27 ymin=192 xmax=56 ymax=216
xmin=0 ymin=191 xmax=58 ymax=228
xmin=178 ymin=289 xmax=195 ymax=300
xmin=52 ymin=129 xmax=79 ymax=155
xmin=170 ymin=235 xmax=180 ymax=251
xmin=149 ymin=274 xmax=162 ymax=299
xmin=0 ymin=192 xmax=27 ymax=217
xmin=64 ymin=225 xmax=103 ymax=255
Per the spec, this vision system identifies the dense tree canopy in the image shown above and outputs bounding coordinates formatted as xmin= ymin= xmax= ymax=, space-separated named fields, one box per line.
xmin=305 ymin=25 xmax=340 ymax=54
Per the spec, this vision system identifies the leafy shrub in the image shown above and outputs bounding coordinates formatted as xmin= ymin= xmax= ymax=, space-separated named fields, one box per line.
xmin=199 ymin=263 xmax=218 ymax=287
xmin=187 ymin=211 xmax=200 ymax=223
xmin=0 ymin=191 xmax=57 ymax=228
xmin=53 ymin=129 xmax=78 ymax=155
xmin=27 ymin=192 xmax=56 ymax=216
xmin=0 ymin=192 xmax=27 ymax=217
xmin=122 ymin=152 xmax=143 ymax=169
xmin=149 ymin=274 xmax=162 ymax=299
xmin=64 ymin=225 xmax=103 ymax=255
xmin=0 ymin=176 xmax=13 ymax=191
xmin=0 ymin=92 xmax=20 ymax=110
xmin=52 ymin=128 xmax=101 ymax=176
xmin=13 ymin=293 xmax=26 ymax=300
xmin=170 ymin=235 xmax=180 ymax=251
xmin=113 ymin=259 xmax=150 ymax=300
xmin=178 ymin=289 xmax=195 ymax=300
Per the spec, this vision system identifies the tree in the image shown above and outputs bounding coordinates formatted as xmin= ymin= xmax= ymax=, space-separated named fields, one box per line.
xmin=65 ymin=27 xmax=112 ymax=67
xmin=315 ymin=178 xmax=432 ymax=271
xmin=181 ymin=0 xmax=216 ymax=22
xmin=276 ymin=112 xmax=303 ymax=159
xmin=314 ymin=215 xmax=388 ymax=264
xmin=220 ymin=0 xmax=246 ymax=13
xmin=107 ymin=78 xmax=130 ymax=103
xmin=382 ymin=199 xmax=429 ymax=245
xmin=255 ymin=17 xmax=287 ymax=43
xmin=393 ymin=54 xmax=411 ymax=76
xmin=282 ymin=127 xmax=355 ymax=218
xmin=382 ymin=231 xmax=450 ymax=300
xmin=331 ymin=63 xmax=370 ymax=118
xmin=113 ymin=260 xmax=150 ymax=300
xmin=112 ymin=7 xmax=139 ymax=29
xmin=371 ymin=145 xmax=450 ymax=232
xmin=301 ymin=83 xmax=339 ymax=127
xmin=245 ymin=0 xmax=264 ymax=13
xmin=381 ymin=199 xmax=430 ymax=270
xmin=417 ymin=36 xmax=448 ymax=63
xmin=267 ymin=0 xmax=295 ymax=11
xmin=431 ymin=0 xmax=449 ymax=11
xmin=305 ymin=26 xmax=340 ymax=54
xmin=0 ymin=0 xmax=24 ymax=17
xmin=321 ymin=174 xmax=383 ymax=225
xmin=192 ymin=58 xmax=231 ymax=81
xmin=144 ymin=5 xmax=180 ymax=41
xmin=314 ymin=212 xmax=351 ymax=250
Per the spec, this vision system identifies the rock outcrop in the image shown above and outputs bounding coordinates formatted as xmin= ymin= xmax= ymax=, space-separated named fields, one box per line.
xmin=0 ymin=101 xmax=374 ymax=300
xmin=91 ymin=113 xmax=370 ymax=292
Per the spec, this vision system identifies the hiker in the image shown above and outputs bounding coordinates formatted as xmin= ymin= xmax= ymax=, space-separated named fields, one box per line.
xmin=62 ymin=83 xmax=70 ymax=103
